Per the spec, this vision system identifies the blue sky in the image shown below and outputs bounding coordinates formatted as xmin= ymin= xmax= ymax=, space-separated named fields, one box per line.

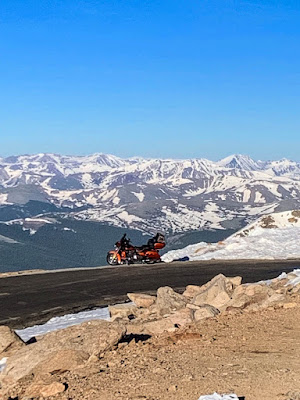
xmin=1 ymin=0 xmax=299 ymax=161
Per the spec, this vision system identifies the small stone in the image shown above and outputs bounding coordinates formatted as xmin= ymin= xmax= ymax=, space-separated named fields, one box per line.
xmin=168 ymin=385 xmax=178 ymax=392
xmin=283 ymin=302 xmax=297 ymax=309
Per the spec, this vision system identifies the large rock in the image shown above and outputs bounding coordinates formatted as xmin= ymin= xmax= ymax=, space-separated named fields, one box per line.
xmin=193 ymin=305 xmax=220 ymax=322
xmin=183 ymin=285 xmax=203 ymax=299
xmin=257 ymin=293 xmax=286 ymax=309
xmin=0 ymin=325 xmax=25 ymax=358
xmin=25 ymin=381 xmax=66 ymax=398
xmin=33 ymin=349 xmax=90 ymax=377
xmin=227 ymin=276 xmax=242 ymax=287
xmin=109 ymin=303 xmax=137 ymax=320
xmin=192 ymin=274 xmax=232 ymax=309
xmin=226 ymin=283 xmax=274 ymax=310
xmin=128 ymin=307 xmax=194 ymax=336
xmin=156 ymin=286 xmax=187 ymax=316
xmin=127 ymin=293 xmax=156 ymax=308
xmin=166 ymin=308 xmax=194 ymax=327
xmin=141 ymin=318 xmax=178 ymax=335
xmin=0 ymin=320 xmax=125 ymax=388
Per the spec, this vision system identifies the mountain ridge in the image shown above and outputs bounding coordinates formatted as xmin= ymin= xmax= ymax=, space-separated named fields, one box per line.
xmin=1 ymin=153 xmax=300 ymax=234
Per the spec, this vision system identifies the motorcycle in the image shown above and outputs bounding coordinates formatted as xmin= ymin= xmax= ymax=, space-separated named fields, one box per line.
xmin=106 ymin=233 xmax=166 ymax=265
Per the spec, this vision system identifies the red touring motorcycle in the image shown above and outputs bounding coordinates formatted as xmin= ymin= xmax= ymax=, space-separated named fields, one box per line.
xmin=107 ymin=233 xmax=166 ymax=265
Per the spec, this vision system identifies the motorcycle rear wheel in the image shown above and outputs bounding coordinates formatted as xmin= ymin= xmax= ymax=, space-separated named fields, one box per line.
xmin=144 ymin=259 xmax=160 ymax=264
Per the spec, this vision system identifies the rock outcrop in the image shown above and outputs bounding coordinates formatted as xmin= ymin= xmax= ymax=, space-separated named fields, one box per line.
xmin=109 ymin=303 xmax=137 ymax=320
xmin=156 ymin=286 xmax=187 ymax=316
xmin=127 ymin=293 xmax=156 ymax=308
xmin=25 ymin=381 xmax=66 ymax=398
xmin=0 ymin=325 xmax=25 ymax=358
xmin=192 ymin=274 xmax=233 ymax=309
xmin=193 ymin=304 xmax=220 ymax=322
xmin=0 ymin=320 xmax=125 ymax=389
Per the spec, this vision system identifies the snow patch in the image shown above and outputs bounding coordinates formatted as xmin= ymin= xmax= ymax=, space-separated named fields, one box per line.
xmin=0 ymin=194 xmax=10 ymax=205
xmin=16 ymin=307 xmax=110 ymax=342
xmin=162 ymin=211 xmax=300 ymax=262
xmin=198 ymin=394 xmax=239 ymax=400
xmin=254 ymin=191 xmax=264 ymax=203
xmin=0 ymin=357 xmax=7 ymax=373
xmin=117 ymin=211 xmax=143 ymax=224
xmin=132 ymin=192 xmax=145 ymax=202
xmin=63 ymin=227 xmax=77 ymax=233
xmin=113 ymin=196 xmax=120 ymax=205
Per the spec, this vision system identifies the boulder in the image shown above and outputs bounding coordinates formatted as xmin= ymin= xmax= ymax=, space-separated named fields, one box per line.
xmin=127 ymin=293 xmax=156 ymax=308
xmin=269 ymin=277 xmax=289 ymax=290
xmin=128 ymin=307 xmax=194 ymax=336
xmin=227 ymin=276 xmax=242 ymax=287
xmin=259 ymin=293 xmax=286 ymax=309
xmin=192 ymin=274 xmax=232 ymax=309
xmin=225 ymin=283 xmax=274 ymax=310
xmin=138 ymin=318 xmax=177 ymax=335
xmin=244 ymin=283 xmax=271 ymax=297
xmin=33 ymin=349 xmax=90 ymax=377
xmin=109 ymin=303 xmax=137 ymax=320
xmin=25 ymin=381 xmax=66 ymax=398
xmin=156 ymin=286 xmax=187 ymax=316
xmin=0 ymin=320 xmax=125 ymax=387
xmin=0 ymin=325 xmax=25 ymax=358
xmin=193 ymin=305 xmax=220 ymax=322
xmin=167 ymin=308 xmax=194 ymax=327
xmin=183 ymin=285 xmax=203 ymax=299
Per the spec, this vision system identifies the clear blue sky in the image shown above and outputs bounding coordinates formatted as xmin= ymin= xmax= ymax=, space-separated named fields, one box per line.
xmin=1 ymin=0 xmax=299 ymax=161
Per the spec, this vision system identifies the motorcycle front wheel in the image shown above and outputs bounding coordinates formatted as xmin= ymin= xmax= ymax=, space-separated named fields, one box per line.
xmin=106 ymin=253 xmax=119 ymax=265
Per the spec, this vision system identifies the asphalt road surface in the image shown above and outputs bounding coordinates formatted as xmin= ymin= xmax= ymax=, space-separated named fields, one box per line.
xmin=1 ymin=259 xmax=300 ymax=329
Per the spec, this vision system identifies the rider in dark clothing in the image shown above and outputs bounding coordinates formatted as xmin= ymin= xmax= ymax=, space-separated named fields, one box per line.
xmin=119 ymin=234 xmax=130 ymax=251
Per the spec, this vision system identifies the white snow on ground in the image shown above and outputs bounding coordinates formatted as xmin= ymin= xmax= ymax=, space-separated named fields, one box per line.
xmin=16 ymin=307 xmax=110 ymax=342
xmin=0 ymin=194 xmax=10 ymax=205
xmin=0 ymin=357 xmax=7 ymax=373
xmin=117 ymin=211 xmax=143 ymax=224
xmin=198 ymin=394 xmax=239 ymax=400
xmin=132 ymin=191 xmax=145 ymax=202
xmin=259 ymin=269 xmax=300 ymax=287
xmin=162 ymin=227 xmax=300 ymax=262
xmin=162 ymin=211 xmax=300 ymax=263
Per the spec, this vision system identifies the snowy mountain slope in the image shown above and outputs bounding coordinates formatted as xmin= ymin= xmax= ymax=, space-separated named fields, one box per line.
xmin=162 ymin=210 xmax=300 ymax=262
xmin=0 ymin=153 xmax=300 ymax=233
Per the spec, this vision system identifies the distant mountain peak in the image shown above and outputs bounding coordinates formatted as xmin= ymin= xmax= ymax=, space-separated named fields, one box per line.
xmin=217 ymin=154 xmax=262 ymax=171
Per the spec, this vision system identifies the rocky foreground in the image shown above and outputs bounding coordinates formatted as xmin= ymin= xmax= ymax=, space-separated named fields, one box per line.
xmin=1 ymin=272 xmax=300 ymax=400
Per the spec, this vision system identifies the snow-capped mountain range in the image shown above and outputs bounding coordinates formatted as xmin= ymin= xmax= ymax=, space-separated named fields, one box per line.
xmin=0 ymin=153 xmax=300 ymax=233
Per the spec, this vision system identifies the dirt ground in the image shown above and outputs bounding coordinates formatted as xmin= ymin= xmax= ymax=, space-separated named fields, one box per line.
xmin=9 ymin=299 xmax=300 ymax=400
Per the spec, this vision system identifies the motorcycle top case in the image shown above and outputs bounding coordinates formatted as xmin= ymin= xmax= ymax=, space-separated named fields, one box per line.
xmin=154 ymin=242 xmax=165 ymax=250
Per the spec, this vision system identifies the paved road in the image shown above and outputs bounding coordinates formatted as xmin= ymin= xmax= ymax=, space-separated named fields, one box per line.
xmin=0 ymin=259 xmax=299 ymax=329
